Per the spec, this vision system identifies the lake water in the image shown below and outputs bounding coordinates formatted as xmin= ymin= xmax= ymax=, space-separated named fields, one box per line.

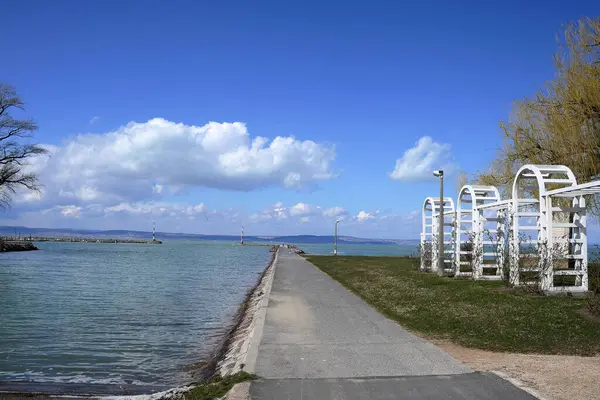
xmin=294 ymin=242 xmax=418 ymax=256
xmin=0 ymin=239 xmax=417 ymax=393
xmin=0 ymin=241 xmax=271 ymax=390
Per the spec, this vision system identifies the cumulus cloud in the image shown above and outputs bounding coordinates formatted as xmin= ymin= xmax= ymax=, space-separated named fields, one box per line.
xmin=389 ymin=136 xmax=455 ymax=181
xmin=52 ymin=205 xmax=82 ymax=218
xmin=26 ymin=118 xmax=337 ymax=208
xmin=356 ymin=210 xmax=375 ymax=222
xmin=247 ymin=204 xmax=419 ymax=237
xmin=322 ymin=206 xmax=347 ymax=218
xmin=40 ymin=202 xmax=208 ymax=221
xmin=249 ymin=202 xmax=289 ymax=222
xmin=289 ymin=202 xmax=315 ymax=217
xmin=5 ymin=198 xmax=421 ymax=239
xmin=250 ymin=202 xmax=350 ymax=224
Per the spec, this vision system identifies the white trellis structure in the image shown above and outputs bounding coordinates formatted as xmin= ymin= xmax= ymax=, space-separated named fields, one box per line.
xmin=421 ymin=197 xmax=455 ymax=273
xmin=455 ymin=185 xmax=502 ymax=279
xmin=421 ymin=164 xmax=600 ymax=294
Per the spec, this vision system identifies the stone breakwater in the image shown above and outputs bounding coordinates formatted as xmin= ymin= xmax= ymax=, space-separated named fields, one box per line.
xmin=0 ymin=241 xmax=39 ymax=252
xmin=215 ymin=248 xmax=278 ymax=376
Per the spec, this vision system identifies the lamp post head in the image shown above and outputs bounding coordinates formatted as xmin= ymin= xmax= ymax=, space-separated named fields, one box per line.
xmin=336 ymin=220 xmax=340 ymax=224
xmin=433 ymin=170 xmax=444 ymax=177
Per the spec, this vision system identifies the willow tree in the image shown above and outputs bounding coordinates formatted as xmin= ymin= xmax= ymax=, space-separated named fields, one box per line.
xmin=477 ymin=17 xmax=600 ymax=213
xmin=0 ymin=84 xmax=48 ymax=207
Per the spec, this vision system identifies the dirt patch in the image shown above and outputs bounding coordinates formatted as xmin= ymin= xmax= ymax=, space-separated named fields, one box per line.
xmin=434 ymin=340 xmax=600 ymax=400
xmin=493 ymin=285 xmax=514 ymax=292
xmin=576 ymin=307 xmax=600 ymax=323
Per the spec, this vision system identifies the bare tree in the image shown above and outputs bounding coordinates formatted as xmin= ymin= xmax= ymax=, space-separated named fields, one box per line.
xmin=0 ymin=84 xmax=48 ymax=207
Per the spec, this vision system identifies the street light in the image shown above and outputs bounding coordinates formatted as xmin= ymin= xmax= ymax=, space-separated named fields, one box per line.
xmin=433 ymin=169 xmax=444 ymax=275
xmin=334 ymin=220 xmax=340 ymax=256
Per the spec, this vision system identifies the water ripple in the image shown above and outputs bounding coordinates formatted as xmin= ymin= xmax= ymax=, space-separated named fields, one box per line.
xmin=0 ymin=240 xmax=270 ymax=387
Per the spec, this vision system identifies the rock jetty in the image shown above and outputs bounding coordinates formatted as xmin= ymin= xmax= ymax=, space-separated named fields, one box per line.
xmin=288 ymin=245 xmax=305 ymax=255
xmin=0 ymin=241 xmax=39 ymax=252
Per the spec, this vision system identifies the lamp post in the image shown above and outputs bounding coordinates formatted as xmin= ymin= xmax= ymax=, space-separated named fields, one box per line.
xmin=334 ymin=220 xmax=340 ymax=256
xmin=433 ymin=169 xmax=444 ymax=275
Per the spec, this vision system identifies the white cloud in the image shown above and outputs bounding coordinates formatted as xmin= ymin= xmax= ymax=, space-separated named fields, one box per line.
xmin=290 ymin=202 xmax=314 ymax=216
xmin=249 ymin=202 xmax=348 ymax=226
xmin=26 ymin=118 xmax=337 ymax=207
xmin=45 ymin=205 xmax=83 ymax=218
xmin=153 ymin=184 xmax=163 ymax=194
xmin=249 ymin=202 xmax=288 ymax=222
xmin=4 ymin=198 xmax=422 ymax=239
xmin=248 ymin=212 xmax=272 ymax=222
xmin=389 ymin=136 xmax=455 ymax=181
xmin=322 ymin=206 xmax=347 ymax=218
xmin=356 ymin=210 xmax=374 ymax=222
xmin=102 ymin=202 xmax=206 ymax=219
xmin=89 ymin=116 xmax=100 ymax=125
xmin=272 ymin=203 xmax=288 ymax=219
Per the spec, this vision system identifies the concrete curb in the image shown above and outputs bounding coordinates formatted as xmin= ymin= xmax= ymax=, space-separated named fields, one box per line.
xmin=491 ymin=371 xmax=546 ymax=400
xmin=238 ymin=249 xmax=279 ymax=373
xmin=223 ymin=381 xmax=251 ymax=400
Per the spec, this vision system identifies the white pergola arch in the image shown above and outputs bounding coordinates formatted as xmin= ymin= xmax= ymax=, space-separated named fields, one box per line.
xmin=455 ymin=185 xmax=501 ymax=278
xmin=421 ymin=197 xmax=455 ymax=273
xmin=420 ymin=197 xmax=437 ymax=272
xmin=420 ymin=163 xmax=600 ymax=294
xmin=511 ymin=164 xmax=586 ymax=291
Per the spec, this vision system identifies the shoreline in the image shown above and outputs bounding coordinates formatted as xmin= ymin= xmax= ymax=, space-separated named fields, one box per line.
xmin=193 ymin=246 xmax=278 ymax=380
xmin=30 ymin=237 xmax=162 ymax=244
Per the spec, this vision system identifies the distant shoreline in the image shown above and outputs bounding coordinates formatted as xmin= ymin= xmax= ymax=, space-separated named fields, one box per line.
xmin=2 ymin=237 xmax=162 ymax=245
xmin=0 ymin=225 xmax=418 ymax=245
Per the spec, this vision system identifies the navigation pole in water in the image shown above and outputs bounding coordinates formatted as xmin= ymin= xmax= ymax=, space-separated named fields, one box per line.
xmin=152 ymin=221 xmax=156 ymax=242
xmin=240 ymin=224 xmax=244 ymax=245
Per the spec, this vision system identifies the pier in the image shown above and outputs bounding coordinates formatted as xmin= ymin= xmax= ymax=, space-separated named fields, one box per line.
xmin=241 ymin=248 xmax=536 ymax=399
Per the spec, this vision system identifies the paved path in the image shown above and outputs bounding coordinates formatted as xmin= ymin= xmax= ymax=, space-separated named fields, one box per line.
xmin=248 ymin=249 xmax=537 ymax=399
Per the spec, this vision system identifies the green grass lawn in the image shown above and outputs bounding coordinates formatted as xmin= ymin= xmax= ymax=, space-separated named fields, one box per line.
xmin=307 ymin=255 xmax=600 ymax=356
xmin=184 ymin=372 xmax=257 ymax=400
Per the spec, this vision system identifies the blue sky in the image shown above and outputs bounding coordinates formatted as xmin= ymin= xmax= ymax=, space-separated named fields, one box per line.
xmin=1 ymin=0 xmax=599 ymax=238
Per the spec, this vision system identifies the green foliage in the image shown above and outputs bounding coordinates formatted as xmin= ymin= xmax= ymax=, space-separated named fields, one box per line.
xmin=308 ymin=255 xmax=600 ymax=355
xmin=589 ymin=263 xmax=600 ymax=294
xmin=184 ymin=371 xmax=258 ymax=400
xmin=476 ymin=17 xmax=600 ymax=214
xmin=586 ymin=263 xmax=600 ymax=317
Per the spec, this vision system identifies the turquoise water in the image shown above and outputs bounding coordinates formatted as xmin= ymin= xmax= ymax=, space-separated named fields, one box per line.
xmin=292 ymin=242 xmax=418 ymax=256
xmin=0 ymin=241 xmax=271 ymax=389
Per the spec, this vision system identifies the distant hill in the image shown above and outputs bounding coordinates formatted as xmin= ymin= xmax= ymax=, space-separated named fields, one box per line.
xmin=0 ymin=226 xmax=417 ymax=245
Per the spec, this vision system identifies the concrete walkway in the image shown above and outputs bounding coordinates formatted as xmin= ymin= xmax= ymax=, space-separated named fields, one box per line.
xmin=247 ymin=249 xmax=537 ymax=399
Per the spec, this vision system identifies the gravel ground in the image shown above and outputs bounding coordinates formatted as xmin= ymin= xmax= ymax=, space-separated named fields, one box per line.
xmin=435 ymin=340 xmax=600 ymax=400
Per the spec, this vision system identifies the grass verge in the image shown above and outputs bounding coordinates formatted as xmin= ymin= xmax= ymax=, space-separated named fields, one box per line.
xmin=307 ymin=255 xmax=600 ymax=356
xmin=184 ymin=371 xmax=258 ymax=400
